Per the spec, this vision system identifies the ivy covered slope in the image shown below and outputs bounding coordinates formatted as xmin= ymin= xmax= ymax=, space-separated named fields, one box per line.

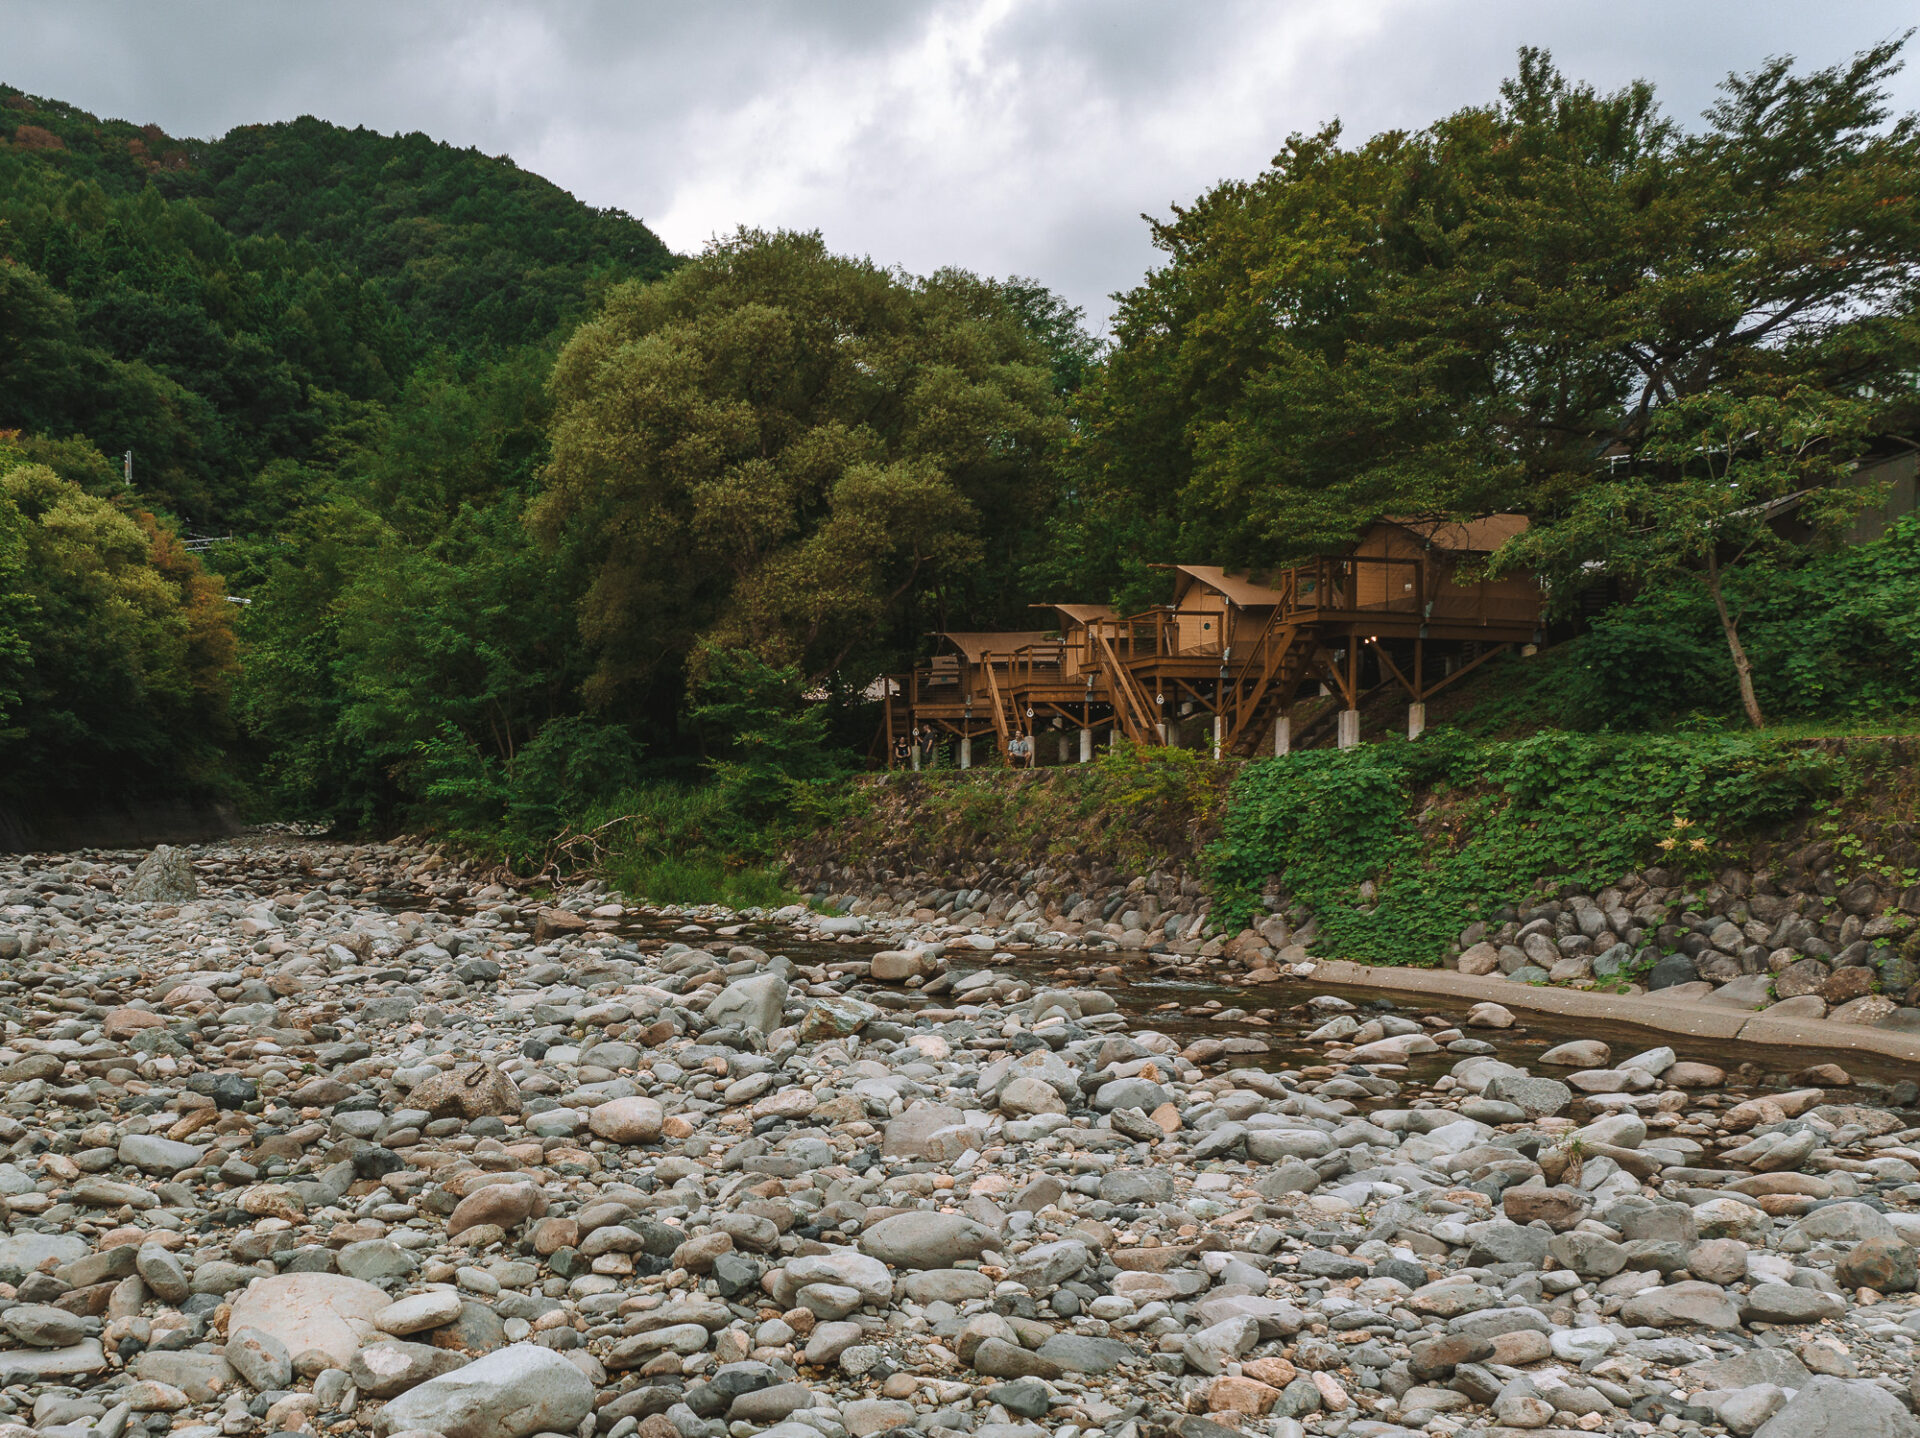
xmin=1207 ymin=730 xmax=1920 ymax=969
xmin=0 ymin=84 xmax=675 ymax=529
xmin=790 ymin=727 xmax=1919 ymax=977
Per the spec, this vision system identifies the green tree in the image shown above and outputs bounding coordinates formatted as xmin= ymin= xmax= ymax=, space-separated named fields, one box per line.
xmin=532 ymin=229 xmax=1067 ymax=706
xmin=232 ymin=351 xmax=594 ymax=826
xmin=0 ymin=448 xmax=237 ymax=800
xmin=1068 ymin=41 xmax=1920 ymax=588
xmin=1495 ymin=388 xmax=1876 ymax=728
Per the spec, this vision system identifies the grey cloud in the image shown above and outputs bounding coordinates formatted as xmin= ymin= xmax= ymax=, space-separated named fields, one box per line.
xmin=3 ymin=0 xmax=1917 ymax=325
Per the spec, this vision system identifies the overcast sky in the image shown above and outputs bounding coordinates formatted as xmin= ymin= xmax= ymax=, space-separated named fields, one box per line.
xmin=4 ymin=1 xmax=1917 ymax=330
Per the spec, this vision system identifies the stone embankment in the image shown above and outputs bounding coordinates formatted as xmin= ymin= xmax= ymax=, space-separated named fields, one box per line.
xmin=791 ymin=841 xmax=1920 ymax=1050
xmin=1 ymin=840 xmax=1920 ymax=1438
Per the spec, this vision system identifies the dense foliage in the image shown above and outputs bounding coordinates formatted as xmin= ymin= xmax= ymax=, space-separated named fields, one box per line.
xmin=1207 ymin=729 xmax=1851 ymax=966
xmin=0 ymin=85 xmax=677 ymax=824
xmin=0 ymin=85 xmax=674 ymax=529
xmin=1455 ymin=513 xmax=1920 ymax=734
xmin=1052 ymin=43 xmax=1920 ymax=607
xmin=533 ymin=229 xmax=1070 ymax=704
xmin=0 ymin=436 xmax=235 ymax=803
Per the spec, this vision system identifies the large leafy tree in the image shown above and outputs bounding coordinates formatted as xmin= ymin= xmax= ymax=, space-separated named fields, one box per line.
xmin=532 ymin=228 xmax=1068 ymax=704
xmin=232 ymin=351 xmax=594 ymax=827
xmin=1497 ymin=388 xmax=1877 ymax=727
xmin=0 ymin=445 xmax=237 ymax=801
xmin=1065 ymin=42 xmax=1920 ymax=595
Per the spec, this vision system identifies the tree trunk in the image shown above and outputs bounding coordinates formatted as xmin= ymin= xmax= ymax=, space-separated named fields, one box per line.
xmin=1704 ymin=551 xmax=1764 ymax=729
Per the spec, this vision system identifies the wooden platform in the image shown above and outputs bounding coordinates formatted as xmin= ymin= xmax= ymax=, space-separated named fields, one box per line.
xmin=879 ymin=519 xmax=1543 ymax=766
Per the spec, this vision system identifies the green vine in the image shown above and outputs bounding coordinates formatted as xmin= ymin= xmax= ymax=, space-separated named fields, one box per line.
xmin=1205 ymin=730 xmax=1850 ymax=967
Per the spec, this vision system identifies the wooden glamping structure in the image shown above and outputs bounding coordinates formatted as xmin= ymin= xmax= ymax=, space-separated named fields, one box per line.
xmin=881 ymin=517 xmax=1544 ymax=766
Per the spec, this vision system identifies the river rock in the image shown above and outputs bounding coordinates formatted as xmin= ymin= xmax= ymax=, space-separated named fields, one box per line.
xmin=1752 ymin=1376 xmax=1920 ymax=1437
xmin=375 ymin=1343 xmax=593 ymax=1438
xmin=860 ymin=1212 xmax=997 ymax=1268
xmin=588 ymin=1095 xmax=665 ymax=1143
xmin=706 ymin=974 xmax=788 ymax=1035
xmin=408 ymin=1063 xmax=523 ymax=1119
xmin=350 ymin=1341 xmax=473 ymax=1400
xmin=125 ymin=846 xmax=197 ymax=901
xmin=225 ymin=1272 xmax=393 ymax=1369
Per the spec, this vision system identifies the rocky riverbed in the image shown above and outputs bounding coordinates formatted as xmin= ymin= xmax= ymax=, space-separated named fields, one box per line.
xmin=1 ymin=839 xmax=1920 ymax=1438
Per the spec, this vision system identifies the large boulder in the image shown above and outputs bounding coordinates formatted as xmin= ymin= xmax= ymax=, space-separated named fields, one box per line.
xmin=375 ymin=1343 xmax=593 ymax=1438
xmin=226 ymin=1272 xmax=393 ymax=1370
xmin=1753 ymin=1377 xmax=1920 ymax=1438
xmin=1619 ymin=1281 xmax=1740 ymax=1330
xmin=587 ymin=1097 xmax=665 ymax=1144
xmin=707 ymin=974 xmax=788 ymax=1036
xmin=860 ymin=1212 xmax=997 ymax=1269
xmin=125 ymin=846 xmax=197 ymax=902
xmin=407 ymin=1064 xmax=523 ymax=1120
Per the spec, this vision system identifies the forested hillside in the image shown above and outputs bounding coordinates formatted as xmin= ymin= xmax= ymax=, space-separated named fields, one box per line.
xmin=0 ymin=85 xmax=674 ymax=530
xmin=3 ymin=44 xmax=1918 ymax=891
xmin=0 ymin=85 xmax=677 ymax=811
xmin=0 ymin=84 xmax=1086 ymax=836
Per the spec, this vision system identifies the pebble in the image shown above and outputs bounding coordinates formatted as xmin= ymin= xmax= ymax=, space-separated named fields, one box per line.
xmin=0 ymin=838 xmax=1915 ymax=1438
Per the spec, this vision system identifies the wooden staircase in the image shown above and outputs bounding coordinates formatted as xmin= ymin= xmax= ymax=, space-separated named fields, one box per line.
xmin=1224 ymin=621 xmax=1317 ymax=757
xmin=1090 ymin=626 xmax=1160 ymax=745
xmin=981 ymin=659 xmax=1015 ymax=759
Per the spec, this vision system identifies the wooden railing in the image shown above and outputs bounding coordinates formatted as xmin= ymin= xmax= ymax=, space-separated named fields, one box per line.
xmin=1272 ymin=556 xmax=1426 ymax=619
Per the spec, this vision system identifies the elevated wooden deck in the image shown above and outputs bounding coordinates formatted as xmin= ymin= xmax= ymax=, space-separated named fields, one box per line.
xmin=879 ymin=536 xmax=1543 ymax=767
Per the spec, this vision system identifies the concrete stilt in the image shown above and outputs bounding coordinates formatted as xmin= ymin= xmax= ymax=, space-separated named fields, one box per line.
xmin=1058 ymin=733 xmax=1071 ymax=764
xmin=1079 ymin=727 xmax=1093 ymax=763
xmin=1337 ymin=709 xmax=1361 ymax=749
xmin=1212 ymin=714 xmax=1224 ymax=760
xmin=1156 ymin=722 xmax=1169 ymax=746
xmin=910 ymin=746 xmax=921 ymax=772
xmin=1407 ymin=702 xmax=1427 ymax=741
xmin=1273 ymin=715 xmax=1291 ymax=756
xmin=960 ymin=737 xmax=973 ymax=769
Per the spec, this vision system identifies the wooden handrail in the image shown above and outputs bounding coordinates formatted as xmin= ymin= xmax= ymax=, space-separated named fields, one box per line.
xmin=982 ymin=658 xmax=1014 ymax=756
xmin=1090 ymin=626 xmax=1158 ymax=743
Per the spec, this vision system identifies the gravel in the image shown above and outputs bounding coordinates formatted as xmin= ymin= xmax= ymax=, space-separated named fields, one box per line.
xmin=0 ymin=837 xmax=1916 ymax=1438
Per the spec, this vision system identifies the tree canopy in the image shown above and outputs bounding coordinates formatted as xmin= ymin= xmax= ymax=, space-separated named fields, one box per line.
xmin=1056 ymin=41 xmax=1920 ymax=605
xmin=532 ymin=228 xmax=1070 ymax=703
xmin=0 ymin=437 xmax=236 ymax=803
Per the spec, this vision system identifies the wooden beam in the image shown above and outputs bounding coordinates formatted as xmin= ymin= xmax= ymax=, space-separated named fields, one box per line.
xmin=1323 ymin=644 xmax=1359 ymax=708
xmin=1415 ymin=642 xmax=1512 ymax=700
xmin=1365 ymin=640 xmax=1419 ymax=702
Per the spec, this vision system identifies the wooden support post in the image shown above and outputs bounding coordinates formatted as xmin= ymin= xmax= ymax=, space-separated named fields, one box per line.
xmin=1339 ymin=642 xmax=1361 ymax=748
xmin=1273 ymin=715 xmax=1291 ymax=756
